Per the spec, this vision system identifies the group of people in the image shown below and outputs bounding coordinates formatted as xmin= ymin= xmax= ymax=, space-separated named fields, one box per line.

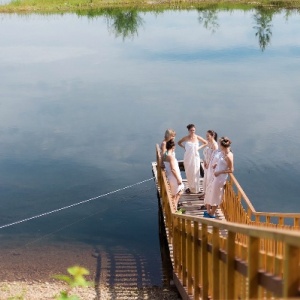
xmin=160 ymin=124 xmax=234 ymax=218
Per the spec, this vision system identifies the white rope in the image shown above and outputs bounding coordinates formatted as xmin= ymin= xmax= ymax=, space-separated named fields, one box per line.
xmin=0 ymin=177 xmax=155 ymax=230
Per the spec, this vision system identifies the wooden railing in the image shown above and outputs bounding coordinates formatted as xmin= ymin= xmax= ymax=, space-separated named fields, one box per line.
xmin=222 ymin=174 xmax=300 ymax=230
xmin=155 ymin=144 xmax=300 ymax=299
xmin=172 ymin=214 xmax=300 ymax=299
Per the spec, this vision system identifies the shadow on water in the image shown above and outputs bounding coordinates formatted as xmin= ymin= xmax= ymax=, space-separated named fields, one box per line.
xmin=158 ymin=197 xmax=174 ymax=287
xmin=77 ymin=7 xmax=300 ymax=51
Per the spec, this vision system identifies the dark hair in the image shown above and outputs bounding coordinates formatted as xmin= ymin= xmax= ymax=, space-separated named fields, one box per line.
xmin=220 ymin=136 xmax=232 ymax=148
xmin=207 ymin=130 xmax=218 ymax=141
xmin=166 ymin=140 xmax=176 ymax=150
xmin=187 ymin=124 xmax=195 ymax=130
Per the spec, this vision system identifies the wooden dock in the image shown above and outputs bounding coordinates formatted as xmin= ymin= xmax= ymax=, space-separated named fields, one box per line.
xmin=153 ymin=144 xmax=300 ymax=300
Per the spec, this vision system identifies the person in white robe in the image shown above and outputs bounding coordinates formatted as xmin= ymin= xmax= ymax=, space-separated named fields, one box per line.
xmin=164 ymin=140 xmax=184 ymax=210
xmin=203 ymin=130 xmax=218 ymax=194
xmin=204 ymin=137 xmax=234 ymax=218
xmin=178 ymin=124 xmax=207 ymax=194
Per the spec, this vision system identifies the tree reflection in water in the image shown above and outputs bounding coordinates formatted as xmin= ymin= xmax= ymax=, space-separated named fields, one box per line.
xmin=196 ymin=7 xmax=276 ymax=51
xmin=103 ymin=9 xmax=144 ymax=40
xmin=80 ymin=8 xmax=297 ymax=50
xmin=253 ymin=8 xmax=273 ymax=51
xmin=197 ymin=8 xmax=219 ymax=34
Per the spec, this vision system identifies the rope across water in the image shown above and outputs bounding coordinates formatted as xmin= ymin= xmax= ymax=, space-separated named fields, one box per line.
xmin=0 ymin=177 xmax=155 ymax=230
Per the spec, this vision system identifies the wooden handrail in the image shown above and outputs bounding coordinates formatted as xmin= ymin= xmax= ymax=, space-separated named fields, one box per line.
xmin=228 ymin=173 xmax=256 ymax=212
xmin=223 ymin=173 xmax=300 ymax=230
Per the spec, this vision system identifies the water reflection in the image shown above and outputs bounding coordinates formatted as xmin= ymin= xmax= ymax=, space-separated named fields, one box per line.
xmin=197 ymin=8 xmax=219 ymax=34
xmin=253 ymin=8 xmax=273 ymax=51
xmin=81 ymin=8 xmax=144 ymax=40
xmin=79 ymin=7 xmax=299 ymax=51
xmin=104 ymin=9 xmax=144 ymax=40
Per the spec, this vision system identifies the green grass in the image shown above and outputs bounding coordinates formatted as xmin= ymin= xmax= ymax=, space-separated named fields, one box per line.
xmin=1 ymin=0 xmax=300 ymax=13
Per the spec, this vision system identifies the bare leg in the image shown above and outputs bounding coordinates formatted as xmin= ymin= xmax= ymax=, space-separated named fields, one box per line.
xmin=210 ymin=205 xmax=218 ymax=216
xmin=206 ymin=204 xmax=211 ymax=213
xmin=174 ymin=190 xmax=183 ymax=209
xmin=171 ymin=195 xmax=177 ymax=210
xmin=174 ymin=195 xmax=179 ymax=210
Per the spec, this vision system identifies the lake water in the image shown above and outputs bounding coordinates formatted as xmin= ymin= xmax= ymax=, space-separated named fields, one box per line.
xmin=0 ymin=8 xmax=300 ymax=287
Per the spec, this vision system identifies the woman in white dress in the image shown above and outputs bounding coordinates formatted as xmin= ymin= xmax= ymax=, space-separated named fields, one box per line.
xmin=204 ymin=137 xmax=234 ymax=218
xmin=202 ymin=130 xmax=218 ymax=194
xmin=178 ymin=124 xmax=207 ymax=194
xmin=164 ymin=140 xmax=184 ymax=209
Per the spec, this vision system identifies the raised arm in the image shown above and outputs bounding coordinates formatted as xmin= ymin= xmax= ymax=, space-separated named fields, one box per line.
xmin=226 ymin=152 xmax=234 ymax=173
xmin=197 ymin=135 xmax=208 ymax=150
xmin=161 ymin=140 xmax=167 ymax=155
xmin=215 ymin=152 xmax=234 ymax=177
xmin=177 ymin=136 xmax=187 ymax=149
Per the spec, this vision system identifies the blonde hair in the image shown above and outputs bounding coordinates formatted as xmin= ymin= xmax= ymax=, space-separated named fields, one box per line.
xmin=164 ymin=129 xmax=176 ymax=140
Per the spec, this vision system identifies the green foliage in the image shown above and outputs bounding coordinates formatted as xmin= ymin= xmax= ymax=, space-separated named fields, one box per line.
xmin=7 ymin=288 xmax=26 ymax=300
xmin=2 ymin=0 xmax=300 ymax=13
xmin=10 ymin=0 xmax=22 ymax=5
xmin=56 ymin=291 xmax=80 ymax=300
xmin=53 ymin=266 xmax=93 ymax=300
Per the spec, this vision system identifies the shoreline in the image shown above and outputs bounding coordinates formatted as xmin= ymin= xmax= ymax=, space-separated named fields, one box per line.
xmin=1 ymin=0 xmax=300 ymax=13
xmin=0 ymin=242 xmax=180 ymax=299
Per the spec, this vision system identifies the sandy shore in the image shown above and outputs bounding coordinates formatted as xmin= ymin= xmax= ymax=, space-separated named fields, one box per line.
xmin=0 ymin=282 xmax=181 ymax=300
xmin=0 ymin=281 xmax=181 ymax=299
xmin=0 ymin=241 xmax=181 ymax=299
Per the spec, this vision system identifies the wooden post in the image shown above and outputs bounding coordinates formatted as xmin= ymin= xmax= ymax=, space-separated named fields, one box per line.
xmin=226 ymin=231 xmax=236 ymax=299
xmin=294 ymin=217 xmax=300 ymax=229
xmin=248 ymin=236 xmax=259 ymax=299
xmin=173 ymin=216 xmax=179 ymax=275
xmin=193 ymin=221 xmax=200 ymax=299
xmin=283 ymin=244 xmax=300 ymax=298
xmin=187 ymin=220 xmax=193 ymax=295
xmin=178 ymin=218 xmax=183 ymax=280
xmin=212 ymin=227 xmax=220 ymax=299
xmin=182 ymin=219 xmax=187 ymax=286
xmin=201 ymin=223 xmax=208 ymax=299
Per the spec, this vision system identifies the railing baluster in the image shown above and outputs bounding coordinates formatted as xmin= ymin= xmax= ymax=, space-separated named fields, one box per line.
xmin=187 ymin=220 xmax=193 ymax=295
xmin=248 ymin=236 xmax=259 ymax=299
xmin=226 ymin=231 xmax=236 ymax=299
xmin=212 ymin=227 xmax=220 ymax=299
xmin=201 ymin=223 xmax=208 ymax=299
xmin=182 ymin=218 xmax=187 ymax=286
xmin=193 ymin=221 xmax=200 ymax=299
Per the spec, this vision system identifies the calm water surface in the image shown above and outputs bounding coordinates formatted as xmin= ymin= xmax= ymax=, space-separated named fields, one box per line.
xmin=0 ymin=9 xmax=300 ymax=284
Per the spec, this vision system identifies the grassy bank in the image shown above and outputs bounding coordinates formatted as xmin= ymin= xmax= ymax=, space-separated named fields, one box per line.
xmin=0 ymin=0 xmax=300 ymax=13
